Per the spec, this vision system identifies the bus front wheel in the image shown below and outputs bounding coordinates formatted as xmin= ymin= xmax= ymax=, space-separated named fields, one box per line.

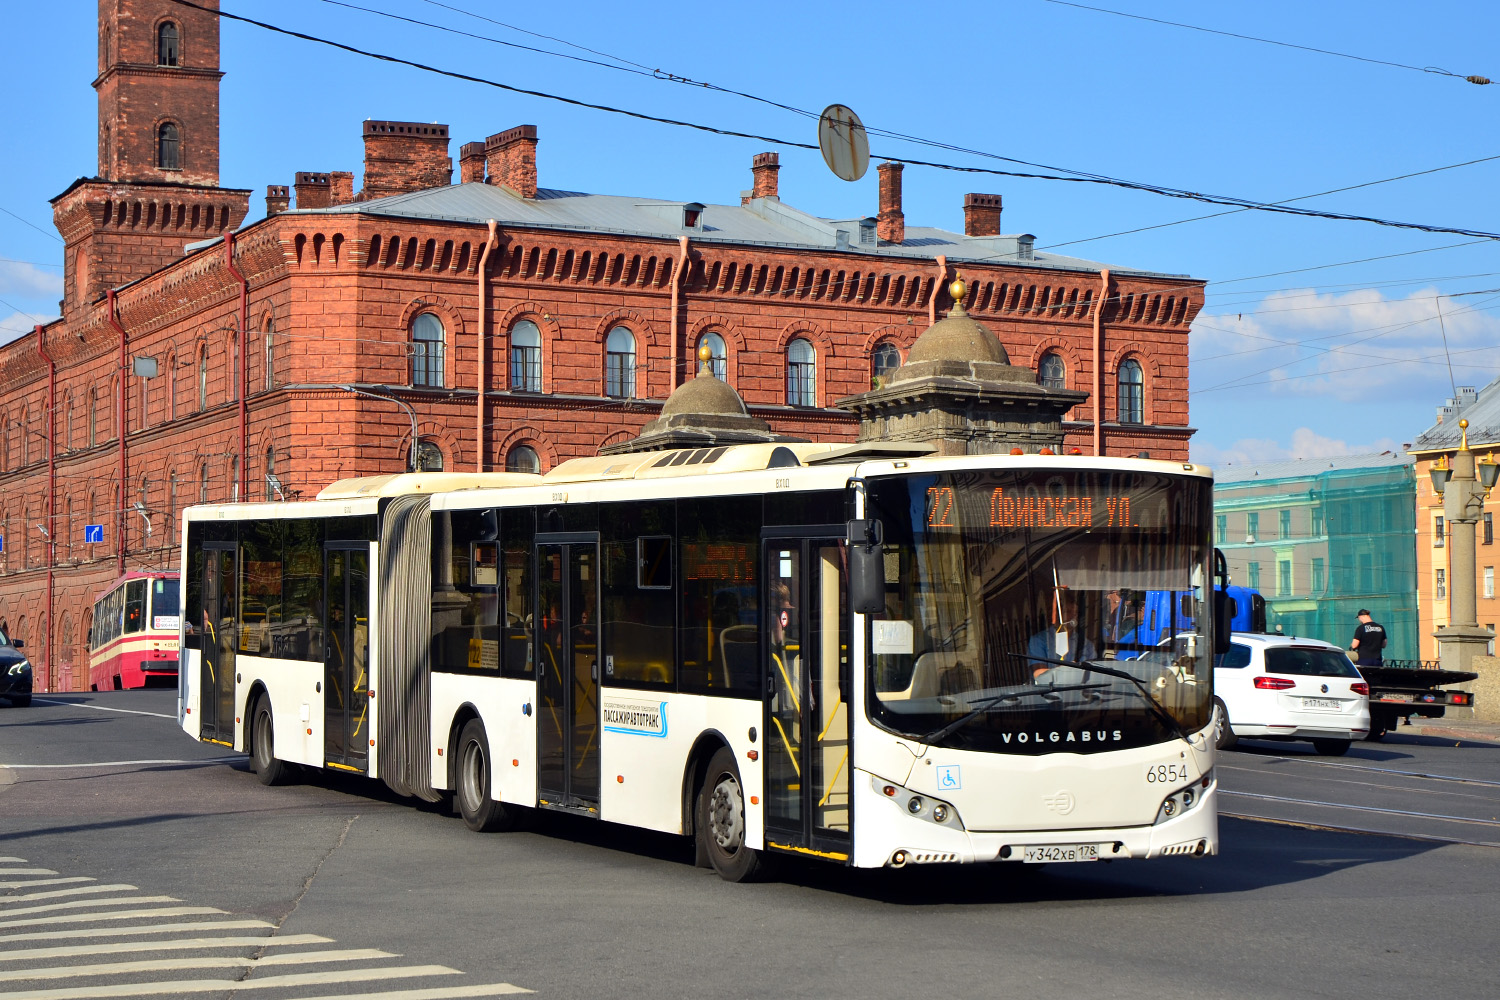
xmin=697 ymin=747 xmax=765 ymax=883
xmin=456 ymin=719 xmax=515 ymax=833
xmin=251 ymin=696 xmax=287 ymax=786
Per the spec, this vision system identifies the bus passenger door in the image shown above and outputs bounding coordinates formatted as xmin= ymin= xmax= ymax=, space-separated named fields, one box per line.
xmin=199 ymin=544 xmax=237 ymax=745
xmin=763 ymin=537 xmax=851 ymax=859
xmin=536 ymin=538 xmax=601 ymax=811
xmin=324 ymin=545 xmax=371 ymax=772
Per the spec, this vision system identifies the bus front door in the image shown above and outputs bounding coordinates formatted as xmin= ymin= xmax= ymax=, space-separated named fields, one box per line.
xmin=199 ymin=544 xmax=237 ymax=745
xmin=763 ymin=537 xmax=851 ymax=860
xmin=536 ymin=538 xmax=601 ymax=812
xmin=324 ymin=545 xmax=370 ymax=772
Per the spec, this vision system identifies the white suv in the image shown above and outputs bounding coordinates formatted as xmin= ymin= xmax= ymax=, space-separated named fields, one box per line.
xmin=1214 ymin=633 xmax=1370 ymax=756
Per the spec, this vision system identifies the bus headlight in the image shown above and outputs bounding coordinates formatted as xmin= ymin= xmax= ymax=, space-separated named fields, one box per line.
xmin=1156 ymin=769 xmax=1212 ymax=824
xmin=873 ymin=775 xmax=964 ymax=830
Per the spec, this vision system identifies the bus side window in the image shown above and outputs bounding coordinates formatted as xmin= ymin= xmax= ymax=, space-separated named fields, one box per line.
xmin=501 ymin=506 xmax=535 ymax=678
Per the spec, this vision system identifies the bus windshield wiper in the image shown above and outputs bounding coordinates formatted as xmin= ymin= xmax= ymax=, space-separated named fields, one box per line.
xmin=1026 ymin=654 xmax=1195 ymax=747
xmin=919 ymin=682 xmax=1111 ymax=745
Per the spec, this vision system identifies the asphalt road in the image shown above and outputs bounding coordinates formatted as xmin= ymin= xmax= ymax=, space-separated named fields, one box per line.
xmin=2 ymin=692 xmax=1499 ymax=1000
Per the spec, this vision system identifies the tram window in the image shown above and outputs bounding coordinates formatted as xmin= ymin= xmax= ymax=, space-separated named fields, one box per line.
xmin=280 ymin=518 xmax=325 ymax=662
xmin=431 ymin=509 xmax=501 ymax=675
xmin=239 ymin=520 xmax=284 ymax=656
xmin=678 ymin=495 xmax=761 ymax=697
xmin=764 ymin=489 xmax=846 ymax=527
xmin=500 ymin=506 xmax=536 ymax=678
xmin=123 ymin=580 xmax=146 ymax=635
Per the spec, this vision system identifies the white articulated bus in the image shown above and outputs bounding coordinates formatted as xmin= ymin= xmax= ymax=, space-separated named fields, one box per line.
xmin=179 ymin=443 xmax=1225 ymax=880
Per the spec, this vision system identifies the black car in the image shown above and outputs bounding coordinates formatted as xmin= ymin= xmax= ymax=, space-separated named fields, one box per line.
xmin=0 ymin=632 xmax=32 ymax=707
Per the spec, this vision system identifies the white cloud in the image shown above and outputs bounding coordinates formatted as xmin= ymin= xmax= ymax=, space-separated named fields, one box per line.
xmin=1191 ymin=426 xmax=1401 ymax=468
xmin=0 ymin=259 xmax=62 ymax=299
xmin=1191 ymin=285 xmax=1500 ymax=405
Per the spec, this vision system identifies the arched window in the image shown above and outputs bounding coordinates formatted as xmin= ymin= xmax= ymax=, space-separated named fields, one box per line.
xmin=605 ymin=326 xmax=636 ymax=398
xmin=264 ymin=319 xmax=275 ymax=390
xmin=74 ymin=248 xmax=88 ymax=307
xmin=786 ymin=338 xmax=816 ymax=407
xmin=88 ymin=391 xmax=97 ymax=447
xmin=64 ymin=393 xmax=73 ymax=451
xmin=410 ymin=313 xmax=444 ymax=387
xmin=506 ymin=444 xmax=541 ymax=474
xmin=198 ymin=348 xmax=208 ymax=410
xmin=412 ymin=440 xmax=444 ymax=472
xmin=1117 ymin=358 xmax=1144 ymax=424
xmin=157 ymin=22 xmax=179 ymax=66
xmin=1038 ymin=351 xmax=1066 ymax=390
xmin=871 ymin=341 xmax=901 ymax=388
xmin=264 ymin=444 xmax=276 ymax=500
xmin=698 ymin=331 xmax=727 ymax=381
xmin=157 ymin=123 xmax=180 ymax=170
xmin=510 ymin=320 xmax=542 ymax=392
xmin=199 ymin=463 xmax=209 ymax=503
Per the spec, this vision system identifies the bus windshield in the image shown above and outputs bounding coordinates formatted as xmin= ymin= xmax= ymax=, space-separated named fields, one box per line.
xmin=864 ymin=468 xmax=1213 ymax=754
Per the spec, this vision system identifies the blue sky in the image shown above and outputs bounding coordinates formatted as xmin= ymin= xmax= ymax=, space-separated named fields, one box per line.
xmin=4 ymin=0 xmax=1499 ymax=466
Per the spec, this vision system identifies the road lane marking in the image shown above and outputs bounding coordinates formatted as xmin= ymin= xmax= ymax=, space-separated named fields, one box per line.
xmin=0 ymin=908 xmax=223 ymax=931
xmin=1222 ymin=810 xmax=1500 ymax=849
xmin=1221 ymin=789 xmax=1500 ymax=828
xmin=291 ymin=987 xmax=532 ymax=999
xmin=1224 ymin=758 xmax=1500 ymax=788
xmin=0 ymin=881 xmax=92 ymax=891
xmin=0 ymin=759 xmax=238 ymax=771
xmin=0 ymin=899 xmax=180 ymax=920
xmin=0 ymin=935 xmax=332 ymax=963
xmin=1 ymin=888 xmax=141 ymax=905
xmin=0 ymin=920 xmax=274 ymax=945
xmin=0 ymin=871 xmax=56 ymax=877
xmin=0 ymin=964 xmax=462 ymax=999
xmin=0 ymin=860 xmax=26 ymax=864
xmin=26 ymin=700 xmax=175 ymax=720
xmin=0 ymin=949 xmax=399 ymax=982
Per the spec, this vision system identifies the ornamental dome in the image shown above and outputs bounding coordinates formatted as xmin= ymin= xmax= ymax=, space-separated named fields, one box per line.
xmin=901 ymin=276 xmax=1010 ymax=367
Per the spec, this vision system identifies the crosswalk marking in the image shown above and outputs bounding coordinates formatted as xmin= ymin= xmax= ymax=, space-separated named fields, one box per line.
xmin=0 ymin=858 xmax=532 ymax=998
xmin=0 ymin=908 xmax=223 ymax=931
xmin=0 ymin=920 xmax=275 ymax=945
xmin=289 ymin=988 xmax=532 ymax=999
xmin=0 ymin=948 xmax=399 ymax=983
xmin=0 ymin=899 xmax=180 ymax=920
xmin=0 ymin=963 xmax=462 ymax=999
xmin=0 ymin=887 xmax=139 ymax=906
xmin=0 ymin=882 xmax=92 ymax=892
xmin=0 ymin=935 xmax=332 ymax=964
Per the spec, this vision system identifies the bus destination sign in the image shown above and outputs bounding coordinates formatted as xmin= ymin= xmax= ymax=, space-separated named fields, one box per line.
xmin=926 ymin=486 xmax=1141 ymax=531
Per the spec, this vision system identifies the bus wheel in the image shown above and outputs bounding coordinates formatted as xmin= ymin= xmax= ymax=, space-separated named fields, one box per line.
xmin=456 ymin=719 xmax=514 ymax=833
xmin=251 ymin=696 xmax=287 ymax=786
xmin=698 ymin=747 xmax=764 ymax=883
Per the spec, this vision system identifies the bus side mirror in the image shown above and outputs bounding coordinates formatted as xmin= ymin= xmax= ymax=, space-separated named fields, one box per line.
xmin=847 ymin=519 xmax=885 ymax=616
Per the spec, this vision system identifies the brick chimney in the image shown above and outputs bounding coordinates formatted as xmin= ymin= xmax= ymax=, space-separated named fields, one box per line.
xmin=360 ymin=120 xmax=452 ymax=200
xmin=751 ymin=152 xmax=780 ymax=200
xmin=265 ymin=185 xmax=290 ymax=216
xmin=963 ymin=193 xmax=1003 ymax=236
xmin=329 ymin=171 xmax=354 ymax=205
xmin=294 ymin=172 xmax=331 ymax=210
xmin=485 ymin=125 xmax=539 ymax=198
xmin=876 ymin=161 xmax=904 ymax=244
xmin=460 ymin=141 xmax=487 ymax=184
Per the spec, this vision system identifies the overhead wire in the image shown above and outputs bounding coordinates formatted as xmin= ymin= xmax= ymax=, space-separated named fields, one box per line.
xmin=0 ymin=206 xmax=63 ymax=243
xmin=1035 ymin=0 xmax=1493 ymax=86
xmin=174 ymin=1 xmax=1500 ymax=242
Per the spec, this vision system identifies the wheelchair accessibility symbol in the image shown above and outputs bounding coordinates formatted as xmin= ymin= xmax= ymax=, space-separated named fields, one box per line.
xmin=936 ymin=765 xmax=961 ymax=790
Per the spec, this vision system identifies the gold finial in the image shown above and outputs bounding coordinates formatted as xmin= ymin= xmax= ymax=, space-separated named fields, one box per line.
xmin=949 ymin=271 xmax=967 ymax=309
xmin=1461 ymin=417 xmax=1470 ymax=451
xmin=697 ymin=341 xmax=712 ymax=374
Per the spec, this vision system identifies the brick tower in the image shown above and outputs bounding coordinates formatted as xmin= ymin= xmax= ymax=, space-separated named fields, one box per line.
xmin=53 ymin=0 xmax=250 ymax=320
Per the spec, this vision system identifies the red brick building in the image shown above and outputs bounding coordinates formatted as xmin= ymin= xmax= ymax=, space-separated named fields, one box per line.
xmin=0 ymin=0 xmax=1203 ymax=691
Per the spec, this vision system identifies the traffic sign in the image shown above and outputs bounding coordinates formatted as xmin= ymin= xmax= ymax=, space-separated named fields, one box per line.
xmin=817 ymin=104 xmax=869 ymax=182
xmin=84 ymin=524 xmax=104 ymax=543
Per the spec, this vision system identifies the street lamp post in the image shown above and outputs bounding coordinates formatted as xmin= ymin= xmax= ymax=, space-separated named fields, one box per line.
xmin=1431 ymin=418 xmax=1500 ymax=672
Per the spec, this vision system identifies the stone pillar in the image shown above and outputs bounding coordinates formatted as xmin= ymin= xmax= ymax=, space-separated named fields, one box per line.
xmin=1435 ymin=419 xmax=1495 ymax=673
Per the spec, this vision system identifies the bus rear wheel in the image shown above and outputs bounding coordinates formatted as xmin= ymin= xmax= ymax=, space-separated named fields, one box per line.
xmin=697 ymin=747 xmax=764 ymax=883
xmin=251 ymin=696 xmax=287 ymax=786
xmin=456 ymin=719 xmax=515 ymax=833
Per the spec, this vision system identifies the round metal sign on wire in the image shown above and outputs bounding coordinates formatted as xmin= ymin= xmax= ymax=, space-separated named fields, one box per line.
xmin=818 ymin=104 xmax=870 ymax=182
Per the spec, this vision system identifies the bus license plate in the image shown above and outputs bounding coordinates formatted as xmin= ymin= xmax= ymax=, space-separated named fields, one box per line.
xmin=1023 ymin=844 xmax=1098 ymax=864
xmin=1302 ymin=698 xmax=1340 ymax=711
